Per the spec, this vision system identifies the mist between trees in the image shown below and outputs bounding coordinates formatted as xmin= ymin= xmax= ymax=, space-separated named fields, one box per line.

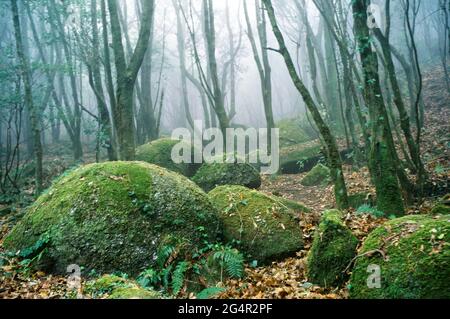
xmin=1 ymin=0 xmax=449 ymax=214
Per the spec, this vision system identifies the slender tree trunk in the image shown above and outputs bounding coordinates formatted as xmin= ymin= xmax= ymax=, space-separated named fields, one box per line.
xmin=86 ymin=0 xmax=116 ymax=160
xmin=374 ymin=2 xmax=426 ymax=186
xmin=11 ymin=0 xmax=43 ymax=194
xmin=244 ymin=0 xmax=275 ymax=152
xmin=203 ymin=0 xmax=230 ymax=136
xmin=107 ymin=0 xmax=155 ymax=160
xmin=173 ymin=0 xmax=195 ymax=131
xmin=263 ymin=0 xmax=349 ymax=209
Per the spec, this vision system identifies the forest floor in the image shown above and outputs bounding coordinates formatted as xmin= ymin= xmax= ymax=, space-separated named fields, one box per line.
xmin=0 ymin=65 xmax=449 ymax=299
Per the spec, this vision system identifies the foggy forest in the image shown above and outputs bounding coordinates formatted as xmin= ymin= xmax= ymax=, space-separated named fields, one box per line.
xmin=0 ymin=0 xmax=449 ymax=301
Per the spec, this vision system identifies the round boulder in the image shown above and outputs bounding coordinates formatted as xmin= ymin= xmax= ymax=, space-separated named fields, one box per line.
xmin=208 ymin=185 xmax=303 ymax=263
xmin=301 ymin=163 xmax=331 ymax=187
xmin=349 ymin=214 xmax=450 ymax=299
xmin=136 ymin=138 xmax=199 ymax=177
xmin=307 ymin=210 xmax=358 ymax=287
xmin=192 ymin=162 xmax=261 ymax=192
xmin=3 ymin=162 xmax=220 ymax=275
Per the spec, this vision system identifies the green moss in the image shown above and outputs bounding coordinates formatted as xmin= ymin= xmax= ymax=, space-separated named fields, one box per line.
xmin=192 ymin=162 xmax=261 ymax=192
xmin=85 ymin=275 xmax=131 ymax=295
xmin=307 ymin=210 xmax=358 ymax=288
xmin=430 ymin=194 xmax=450 ymax=215
xmin=85 ymin=274 xmax=162 ymax=299
xmin=3 ymin=162 xmax=220 ymax=276
xmin=277 ymin=118 xmax=310 ymax=147
xmin=108 ymin=287 xmax=162 ymax=299
xmin=136 ymin=138 xmax=200 ymax=177
xmin=208 ymin=185 xmax=303 ymax=263
xmin=279 ymin=141 xmax=323 ymax=174
xmin=349 ymin=214 xmax=450 ymax=299
xmin=301 ymin=164 xmax=331 ymax=187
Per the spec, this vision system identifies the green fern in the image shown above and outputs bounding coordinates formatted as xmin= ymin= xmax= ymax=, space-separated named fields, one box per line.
xmin=196 ymin=287 xmax=226 ymax=299
xmin=157 ymin=245 xmax=175 ymax=268
xmin=356 ymin=204 xmax=385 ymax=218
xmin=172 ymin=261 xmax=190 ymax=295
xmin=137 ymin=268 xmax=161 ymax=288
xmin=213 ymin=247 xmax=244 ymax=279
xmin=162 ymin=263 xmax=173 ymax=291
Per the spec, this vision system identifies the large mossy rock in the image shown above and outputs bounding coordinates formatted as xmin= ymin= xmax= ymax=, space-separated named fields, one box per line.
xmin=279 ymin=141 xmax=323 ymax=174
xmin=277 ymin=118 xmax=311 ymax=147
xmin=301 ymin=164 xmax=331 ymax=187
xmin=192 ymin=162 xmax=261 ymax=192
xmin=3 ymin=162 xmax=220 ymax=275
xmin=307 ymin=210 xmax=358 ymax=288
xmin=136 ymin=138 xmax=199 ymax=177
xmin=349 ymin=214 xmax=450 ymax=299
xmin=208 ymin=185 xmax=304 ymax=263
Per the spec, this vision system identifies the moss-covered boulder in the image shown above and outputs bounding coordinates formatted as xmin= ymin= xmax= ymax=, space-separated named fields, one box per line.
xmin=136 ymin=138 xmax=199 ymax=177
xmin=192 ymin=162 xmax=261 ymax=192
xmin=3 ymin=162 xmax=220 ymax=275
xmin=208 ymin=185 xmax=303 ymax=263
xmin=279 ymin=141 xmax=323 ymax=174
xmin=307 ymin=210 xmax=358 ymax=287
xmin=301 ymin=164 xmax=331 ymax=187
xmin=430 ymin=194 xmax=450 ymax=215
xmin=85 ymin=275 xmax=162 ymax=299
xmin=349 ymin=214 xmax=450 ymax=299
xmin=277 ymin=118 xmax=311 ymax=147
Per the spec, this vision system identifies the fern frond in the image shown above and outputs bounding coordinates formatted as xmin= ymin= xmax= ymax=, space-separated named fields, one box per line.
xmin=196 ymin=287 xmax=226 ymax=299
xmin=157 ymin=245 xmax=175 ymax=268
xmin=172 ymin=261 xmax=190 ymax=295
xmin=213 ymin=247 xmax=244 ymax=279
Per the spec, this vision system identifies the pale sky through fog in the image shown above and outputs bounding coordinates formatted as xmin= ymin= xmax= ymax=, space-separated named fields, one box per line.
xmin=118 ymin=0 xmax=306 ymax=132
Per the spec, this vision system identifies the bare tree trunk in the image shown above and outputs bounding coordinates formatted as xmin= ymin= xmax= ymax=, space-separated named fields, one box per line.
xmin=173 ymin=0 xmax=195 ymax=131
xmin=202 ymin=0 xmax=230 ymax=136
xmin=262 ymin=0 xmax=349 ymax=209
xmin=244 ymin=0 xmax=275 ymax=152
xmin=11 ymin=0 xmax=43 ymax=194
xmin=89 ymin=0 xmax=116 ymax=160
